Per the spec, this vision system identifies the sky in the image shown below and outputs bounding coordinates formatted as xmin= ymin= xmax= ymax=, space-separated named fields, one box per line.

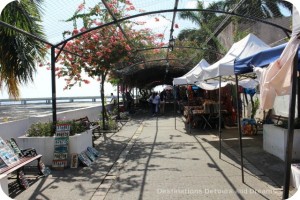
xmin=0 ymin=0 xmax=201 ymax=99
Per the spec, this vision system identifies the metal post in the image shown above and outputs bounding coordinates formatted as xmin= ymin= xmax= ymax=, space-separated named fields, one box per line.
xmin=282 ymin=49 xmax=298 ymax=199
xmin=51 ymin=46 xmax=57 ymax=124
xmin=174 ymin=98 xmax=177 ymax=129
xmin=219 ymin=76 xmax=222 ymax=159
xmin=117 ymin=82 xmax=120 ymax=120
xmin=187 ymin=84 xmax=191 ymax=134
xmin=136 ymin=87 xmax=138 ymax=105
xmin=235 ymin=75 xmax=244 ymax=183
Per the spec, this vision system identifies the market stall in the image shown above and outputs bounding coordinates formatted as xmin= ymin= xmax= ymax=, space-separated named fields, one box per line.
xmin=233 ymin=1 xmax=300 ymax=196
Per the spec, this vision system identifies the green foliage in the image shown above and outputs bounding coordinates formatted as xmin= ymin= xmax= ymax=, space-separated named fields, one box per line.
xmin=0 ymin=0 xmax=46 ymax=98
xmin=26 ymin=120 xmax=90 ymax=137
xmin=107 ymin=117 xmax=118 ymax=130
xmin=251 ymin=97 xmax=260 ymax=119
xmin=280 ymin=118 xmax=300 ymax=129
xmin=26 ymin=122 xmax=53 ymax=137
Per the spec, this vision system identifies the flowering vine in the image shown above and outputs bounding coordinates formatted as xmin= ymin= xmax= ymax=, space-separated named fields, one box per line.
xmin=46 ymin=0 xmax=164 ymax=127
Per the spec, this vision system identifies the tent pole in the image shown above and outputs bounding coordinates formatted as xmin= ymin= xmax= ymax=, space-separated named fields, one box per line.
xmin=117 ymin=83 xmax=120 ymax=120
xmin=219 ymin=76 xmax=222 ymax=159
xmin=187 ymin=84 xmax=191 ymax=134
xmin=174 ymin=85 xmax=177 ymax=129
xmin=235 ymin=75 xmax=244 ymax=183
xmin=282 ymin=49 xmax=298 ymax=199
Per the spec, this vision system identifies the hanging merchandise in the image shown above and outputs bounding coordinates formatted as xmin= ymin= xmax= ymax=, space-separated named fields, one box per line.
xmin=244 ymin=88 xmax=256 ymax=97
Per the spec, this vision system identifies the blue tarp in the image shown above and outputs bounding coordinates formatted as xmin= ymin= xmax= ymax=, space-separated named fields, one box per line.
xmin=234 ymin=43 xmax=300 ymax=75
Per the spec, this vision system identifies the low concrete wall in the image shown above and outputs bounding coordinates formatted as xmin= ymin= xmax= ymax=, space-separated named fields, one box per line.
xmin=0 ymin=104 xmax=103 ymax=142
xmin=0 ymin=119 xmax=31 ymax=141
xmin=0 ymin=174 xmax=9 ymax=197
xmin=18 ymin=130 xmax=93 ymax=166
xmin=263 ymin=124 xmax=300 ymax=161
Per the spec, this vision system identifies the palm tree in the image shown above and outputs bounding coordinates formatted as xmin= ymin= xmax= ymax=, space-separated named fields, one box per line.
xmin=0 ymin=0 xmax=46 ymax=98
xmin=219 ymin=0 xmax=292 ymax=18
xmin=211 ymin=0 xmax=292 ymax=43
xmin=178 ymin=1 xmax=224 ymax=63
xmin=178 ymin=0 xmax=292 ymax=63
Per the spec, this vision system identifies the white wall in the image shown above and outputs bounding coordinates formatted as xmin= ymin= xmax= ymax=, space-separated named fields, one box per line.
xmin=273 ymin=95 xmax=298 ymax=117
xmin=18 ymin=130 xmax=93 ymax=166
xmin=263 ymin=124 xmax=300 ymax=161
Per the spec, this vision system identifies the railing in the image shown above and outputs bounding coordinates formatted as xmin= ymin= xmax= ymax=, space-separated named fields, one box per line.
xmin=0 ymin=96 xmax=104 ymax=104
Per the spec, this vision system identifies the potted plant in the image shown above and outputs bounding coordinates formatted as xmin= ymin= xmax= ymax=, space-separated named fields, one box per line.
xmin=18 ymin=120 xmax=93 ymax=166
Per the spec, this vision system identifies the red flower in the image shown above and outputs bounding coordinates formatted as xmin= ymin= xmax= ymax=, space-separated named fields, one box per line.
xmin=125 ymin=44 xmax=131 ymax=51
xmin=157 ymin=33 xmax=164 ymax=38
xmin=155 ymin=17 xmax=159 ymax=22
xmin=80 ymin=27 xmax=87 ymax=32
xmin=83 ymin=79 xmax=90 ymax=84
xmin=175 ymin=24 xmax=179 ymax=28
xmin=73 ymin=29 xmax=79 ymax=35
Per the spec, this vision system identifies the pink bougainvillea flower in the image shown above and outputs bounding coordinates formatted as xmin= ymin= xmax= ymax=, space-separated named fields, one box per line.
xmin=77 ymin=3 xmax=85 ymax=11
xmin=157 ymin=33 xmax=164 ymax=38
xmin=83 ymin=79 xmax=90 ymax=84
xmin=125 ymin=44 xmax=131 ymax=51
xmin=73 ymin=29 xmax=79 ymax=35
xmin=45 ymin=44 xmax=52 ymax=49
xmin=74 ymin=39 xmax=80 ymax=45
xmin=96 ymin=51 xmax=102 ymax=57
xmin=92 ymin=34 xmax=99 ymax=41
xmin=107 ymin=3 xmax=114 ymax=8
xmin=80 ymin=27 xmax=87 ymax=32
xmin=125 ymin=0 xmax=132 ymax=5
xmin=95 ymin=21 xmax=103 ymax=26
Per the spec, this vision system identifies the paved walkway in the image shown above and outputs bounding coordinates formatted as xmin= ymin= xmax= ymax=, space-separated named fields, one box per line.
xmin=7 ymin=110 xmax=296 ymax=200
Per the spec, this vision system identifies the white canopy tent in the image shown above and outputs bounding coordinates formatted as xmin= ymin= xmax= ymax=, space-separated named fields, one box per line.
xmin=290 ymin=0 xmax=300 ymax=37
xmin=173 ymin=59 xmax=209 ymax=85
xmin=196 ymin=78 xmax=258 ymax=90
xmin=187 ymin=33 xmax=270 ymax=83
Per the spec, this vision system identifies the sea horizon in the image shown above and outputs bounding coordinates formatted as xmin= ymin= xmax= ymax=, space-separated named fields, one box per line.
xmin=0 ymin=101 xmax=107 ymax=123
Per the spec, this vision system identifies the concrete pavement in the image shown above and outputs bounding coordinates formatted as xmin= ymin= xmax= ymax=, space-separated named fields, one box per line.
xmin=8 ymin=110 xmax=295 ymax=200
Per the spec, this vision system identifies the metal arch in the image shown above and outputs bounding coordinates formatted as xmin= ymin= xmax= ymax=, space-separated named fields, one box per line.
xmin=115 ymin=58 xmax=184 ymax=72
xmin=53 ymin=8 xmax=292 ymax=48
xmin=0 ymin=8 xmax=292 ymax=48
xmin=136 ymin=46 xmax=225 ymax=55
xmin=0 ymin=7 xmax=292 ymax=53
xmin=0 ymin=7 xmax=292 ymax=60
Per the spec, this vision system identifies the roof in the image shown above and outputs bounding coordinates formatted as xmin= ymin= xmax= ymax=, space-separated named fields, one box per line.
xmin=0 ymin=0 xmax=294 ymax=89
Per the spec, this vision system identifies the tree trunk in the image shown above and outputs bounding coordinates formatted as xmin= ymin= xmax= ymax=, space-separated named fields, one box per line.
xmin=100 ymin=73 xmax=108 ymax=130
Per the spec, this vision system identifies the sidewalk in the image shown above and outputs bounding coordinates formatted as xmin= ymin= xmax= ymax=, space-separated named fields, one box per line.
xmin=8 ymin=110 xmax=294 ymax=200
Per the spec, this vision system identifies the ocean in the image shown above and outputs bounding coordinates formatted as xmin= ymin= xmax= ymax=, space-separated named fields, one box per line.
xmin=0 ymin=101 xmax=103 ymax=123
